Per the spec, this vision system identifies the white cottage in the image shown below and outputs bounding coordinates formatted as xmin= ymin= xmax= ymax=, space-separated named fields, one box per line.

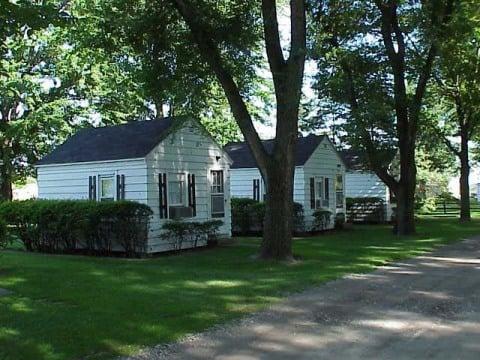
xmin=339 ymin=150 xmax=393 ymax=221
xmin=36 ymin=117 xmax=232 ymax=253
xmin=224 ymin=134 xmax=347 ymax=231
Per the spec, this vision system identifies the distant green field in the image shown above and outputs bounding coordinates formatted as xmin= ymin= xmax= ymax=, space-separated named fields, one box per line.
xmin=1 ymin=217 xmax=479 ymax=360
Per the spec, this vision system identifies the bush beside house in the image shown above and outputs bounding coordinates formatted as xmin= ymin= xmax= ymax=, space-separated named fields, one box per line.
xmin=161 ymin=219 xmax=223 ymax=250
xmin=231 ymin=198 xmax=305 ymax=235
xmin=0 ymin=200 xmax=153 ymax=257
xmin=346 ymin=197 xmax=386 ymax=223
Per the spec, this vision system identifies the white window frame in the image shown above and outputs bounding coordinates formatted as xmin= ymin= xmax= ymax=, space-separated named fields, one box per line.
xmin=335 ymin=174 xmax=344 ymax=209
xmin=99 ymin=174 xmax=116 ymax=202
xmin=168 ymin=173 xmax=187 ymax=207
xmin=210 ymin=170 xmax=225 ymax=218
xmin=324 ymin=177 xmax=330 ymax=208
xmin=314 ymin=176 xmax=324 ymax=209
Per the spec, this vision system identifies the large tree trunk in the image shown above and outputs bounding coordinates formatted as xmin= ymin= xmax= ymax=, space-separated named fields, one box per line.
xmin=170 ymin=0 xmax=305 ymax=259
xmin=396 ymin=139 xmax=416 ymax=235
xmin=459 ymin=129 xmax=471 ymax=222
xmin=261 ymin=160 xmax=295 ymax=260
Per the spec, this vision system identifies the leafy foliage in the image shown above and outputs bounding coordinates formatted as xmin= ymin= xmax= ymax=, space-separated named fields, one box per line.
xmin=161 ymin=219 xmax=223 ymax=250
xmin=0 ymin=2 xmax=150 ymax=199
xmin=70 ymin=0 xmax=271 ymax=144
xmin=346 ymin=197 xmax=386 ymax=223
xmin=0 ymin=200 xmax=153 ymax=257
xmin=231 ymin=198 xmax=304 ymax=235
xmin=312 ymin=209 xmax=332 ymax=231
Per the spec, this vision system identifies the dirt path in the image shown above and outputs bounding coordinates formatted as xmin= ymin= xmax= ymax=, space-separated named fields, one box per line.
xmin=126 ymin=237 xmax=480 ymax=360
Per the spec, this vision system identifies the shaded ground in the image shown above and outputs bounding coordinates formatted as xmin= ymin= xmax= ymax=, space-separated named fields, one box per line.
xmin=1 ymin=218 xmax=479 ymax=360
xmin=129 ymin=237 xmax=480 ymax=360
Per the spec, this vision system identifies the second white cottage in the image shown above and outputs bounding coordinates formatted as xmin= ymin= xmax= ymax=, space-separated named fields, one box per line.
xmin=224 ymin=134 xmax=347 ymax=231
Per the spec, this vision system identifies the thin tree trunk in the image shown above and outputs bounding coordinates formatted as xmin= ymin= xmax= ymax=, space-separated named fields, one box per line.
xmin=0 ymin=167 xmax=13 ymax=201
xmin=459 ymin=128 xmax=471 ymax=222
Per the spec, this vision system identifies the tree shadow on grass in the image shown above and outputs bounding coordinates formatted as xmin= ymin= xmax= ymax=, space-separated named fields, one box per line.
xmin=0 ymin=218 xmax=479 ymax=360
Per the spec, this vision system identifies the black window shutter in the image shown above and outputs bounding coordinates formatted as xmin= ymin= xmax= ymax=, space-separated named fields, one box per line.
xmin=188 ymin=174 xmax=197 ymax=216
xmin=159 ymin=173 xmax=168 ymax=219
xmin=89 ymin=176 xmax=92 ymax=200
xmin=116 ymin=174 xmax=126 ymax=200
xmin=325 ymin=178 xmax=330 ymax=200
xmin=89 ymin=175 xmax=97 ymax=201
xmin=116 ymin=175 xmax=121 ymax=200
xmin=253 ymin=179 xmax=260 ymax=201
xmin=121 ymin=175 xmax=125 ymax=200
xmin=310 ymin=177 xmax=315 ymax=209
xmin=93 ymin=176 xmax=97 ymax=200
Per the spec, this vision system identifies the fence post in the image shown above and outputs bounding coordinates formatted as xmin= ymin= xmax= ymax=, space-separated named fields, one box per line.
xmin=443 ymin=200 xmax=447 ymax=215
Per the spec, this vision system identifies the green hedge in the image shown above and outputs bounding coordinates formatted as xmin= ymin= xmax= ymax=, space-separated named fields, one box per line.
xmin=346 ymin=197 xmax=386 ymax=223
xmin=231 ymin=198 xmax=304 ymax=235
xmin=0 ymin=200 xmax=153 ymax=257
xmin=162 ymin=219 xmax=223 ymax=250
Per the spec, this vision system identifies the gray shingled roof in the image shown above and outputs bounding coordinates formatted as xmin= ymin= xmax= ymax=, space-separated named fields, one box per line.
xmin=224 ymin=134 xmax=326 ymax=169
xmin=37 ymin=117 xmax=180 ymax=165
xmin=339 ymin=149 xmax=397 ymax=172
xmin=339 ymin=150 xmax=367 ymax=171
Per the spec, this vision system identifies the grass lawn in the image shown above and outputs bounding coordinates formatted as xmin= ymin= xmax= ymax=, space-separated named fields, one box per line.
xmin=1 ymin=217 xmax=479 ymax=360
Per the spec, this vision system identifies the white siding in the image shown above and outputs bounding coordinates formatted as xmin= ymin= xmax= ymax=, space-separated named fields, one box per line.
xmin=145 ymin=120 xmax=232 ymax=253
xmin=229 ymin=137 xmax=346 ymax=232
xmin=345 ymin=171 xmax=392 ymax=221
xmin=303 ymin=138 xmax=346 ymax=230
xmin=37 ymin=159 xmax=148 ymax=201
xmin=230 ymin=167 xmax=305 ymax=204
xmin=36 ymin=119 xmax=233 ymax=254
xmin=345 ymin=172 xmax=388 ymax=200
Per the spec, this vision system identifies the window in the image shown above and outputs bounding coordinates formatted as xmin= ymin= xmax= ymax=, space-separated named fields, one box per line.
xmin=336 ymin=174 xmax=344 ymax=208
xmin=99 ymin=176 xmax=115 ymax=201
xmin=314 ymin=176 xmax=331 ymax=208
xmin=315 ymin=176 xmax=324 ymax=209
xmin=324 ymin=178 xmax=330 ymax=208
xmin=168 ymin=174 xmax=186 ymax=206
xmin=211 ymin=170 xmax=225 ymax=217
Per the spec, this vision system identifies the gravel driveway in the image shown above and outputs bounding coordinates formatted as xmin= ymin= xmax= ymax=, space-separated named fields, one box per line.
xmin=125 ymin=237 xmax=480 ymax=360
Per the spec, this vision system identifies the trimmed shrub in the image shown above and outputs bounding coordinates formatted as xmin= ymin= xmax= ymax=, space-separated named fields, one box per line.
xmin=162 ymin=219 xmax=223 ymax=250
xmin=335 ymin=212 xmax=346 ymax=229
xmin=0 ymin=200 xmax=152 ymax=257
xmin=231 ymin=198 xmax=263 ymax=234
xmin=231 ymin=198 xmax=304 ymax=235
xmin=312 ymin=209 xmax=332 ymax=231
xmin=346 ymin=197 xmax=386 ymax=223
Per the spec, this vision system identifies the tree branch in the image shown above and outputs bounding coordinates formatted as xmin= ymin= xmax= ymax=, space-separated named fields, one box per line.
xmin=169 ymin=0 xmax=270 ymax=173
xmin=442 ymin=133 xmax=461 ymax=157
xmin=289 ymin=0 xmax=306 ymax=67
xmin=261 ymin=0 xmax=286 ymax=77
xmin=341 ymin=58 xmax=399 ymax=193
